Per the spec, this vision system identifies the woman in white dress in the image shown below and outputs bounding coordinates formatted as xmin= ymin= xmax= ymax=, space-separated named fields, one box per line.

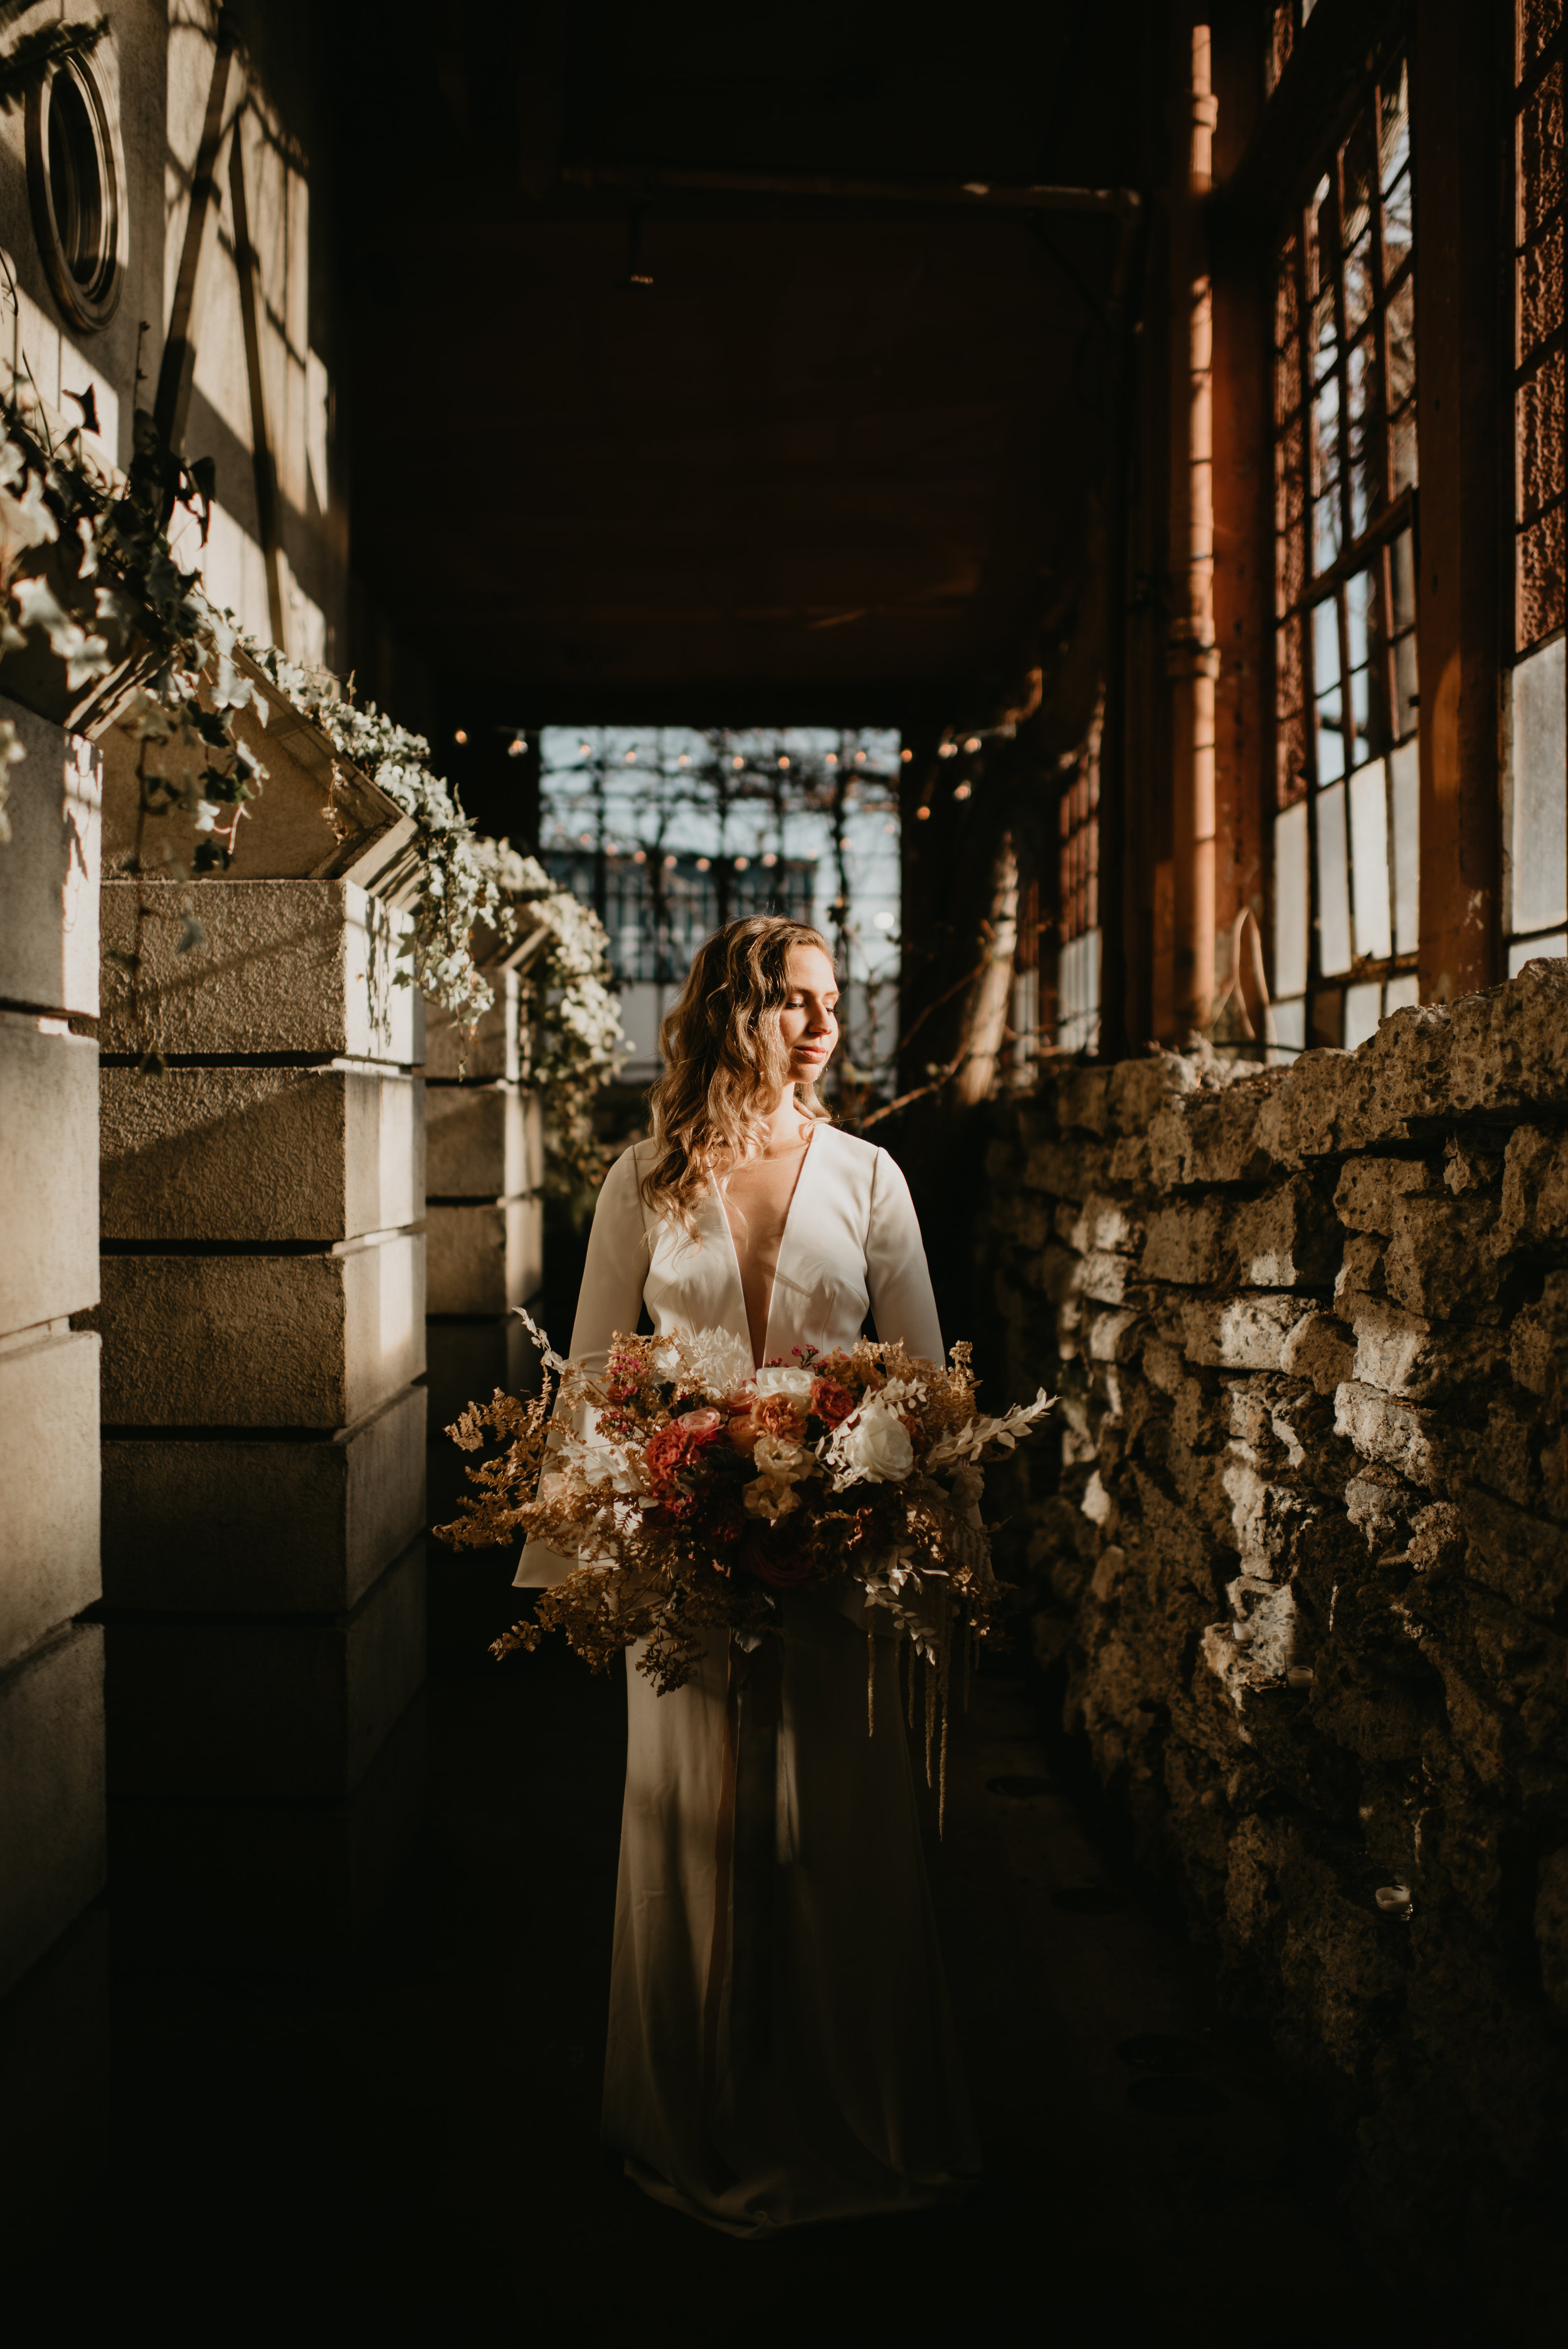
xmin=517 ymin=915 xmax=979 ymax=2234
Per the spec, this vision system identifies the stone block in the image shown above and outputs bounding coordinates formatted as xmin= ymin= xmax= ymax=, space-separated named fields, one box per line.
xmin=1054 ymin=1066 xmax=1113 ymax=1135
xmin=425 ymin=1081 xmax=536 ymax=1199
xmin=1058 ymin=1190 xmax=1142 ymax=1255
xmin=0 ymin=1625 xmax=105 ymax=1999
xmin=0 ymin=702 xmax=100 ymax=1019
xmin=95 ymin=1231 xmax=425 ymax=1428
xmin=1148 ymin=1078 xmax=1281 ymax=1187
xmin=425 ymin=968 xmax=520 ymax=1082
xmin=1231 ymin=1176 xmax=1338 ymax=1288
xmin=1022 ymin=1136 xmax=1109 ymax=1199
xmin=0 ymin=1017 xmax=98 ymax=1336
xmin=99 ymin=881 xmax=418 ymax=1063
xmin=105 ymin=1538 xmax=426 ymax=1804
xmin=426 ymin=1313 xmax=541 ymax=1435
xmin=101 ymin=1385 xmax=426 ymax=1613
xmin=426 ymin=1198 xmax=543 ymax=1316
xmin=1511 ymin=1273 xmax=1568 ymax=1398
xmin=100 ymin=1063 xmax=424 ymax=1242
xmin=1333 ymin=1381 xmax=1463 ymax=1487
xmin=0 ymin=1328 xmax=99 ymax=1669
xmin=1079 ymin=1248 xmax=1130 ymax=1307
xmin=1180 ymin=1293 xmax=1309 ymax=1371
xmin=1496 ymin=1127 xmax=1568 ymax=1249
xmin=1141 ymin=1199 xmax=1226 ymax=1285
xmin=1383 ymin=1196 xmax=1504 ymax=1320
xmin=1106 ymin=1051 xmax=1197 ymax=1134
xmin=1350 ymin=1297 xmax=1510 ymax=1403
xmin=0 ymin=1910 xmax=109 ymax=2247
xmin=1458 ymin=1485 xmax=1568 ymax=1620
xmin=1333 ymin=1155 xmax=1438 ymax=1234
xmin=110 ymin=1692 xmax=425 ymax=1966
xmin=1278 ymin=1309 xmax=1356 ymax=1396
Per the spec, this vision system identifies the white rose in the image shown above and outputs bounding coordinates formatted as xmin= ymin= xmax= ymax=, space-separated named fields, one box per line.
xmin=755 ymin=1364 xmax=813 ymax=1399
xmin=580 ymin=1442 xmax=644 ymax=1493
xmin=743 ymin=1476 xmax=800 ymax=1521
xmin=753 ymin=1433 xmax=812 ymax=1482
xmin=838 ymin=1396 xmax=914 ymax=1483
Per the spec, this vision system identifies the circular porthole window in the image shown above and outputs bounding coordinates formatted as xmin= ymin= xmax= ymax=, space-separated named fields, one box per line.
xmin=26 ymin=50 xmax=127 ymax=334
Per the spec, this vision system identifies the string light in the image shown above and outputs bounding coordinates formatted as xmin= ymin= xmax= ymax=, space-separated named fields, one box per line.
xmin=900 ymin=747 xmax=913 ymax=763
xmin=854 ymin=750 xmax=866 ymax=764
xmin=777 ymin=755 xmax=790 ymax=769
xmin=578 ymin=741 xmax=591 ymax=755
xmin=938 ymin=741 xmax=957 ymax=759
xmin=734 ymin=855 xmax=749 ymax=869
xmin=507 ymin=732 xmax=527 ymax=758
xmin=731 ymin=755 xmax=744 ymax=770
xmin=453 ymin=728 xmax=468 ymax=746
xmin=664 ymin=854 xmax=677 ymax=868
xmin=954 ymin=782 xmax=972 ymax=800
xmin=625 ymin=750 xmax=637 ymax=763
xmin=825 ymin=752 xmax=837 ymax=766
xmin=761 ymin=851 xmax=778 ymax=867
xmin=677 ymin=753 xmax=689 ymax=766
xmin=578 ymin=831 xmax=593 ymax=846
xmin=696 ymin=856 xmax=711 ymax=872
xmin=963 ymin=736 xmax=981 ymax=752
xmin=632 ymin=849 xmax=647 ymax=864
xmin=916 ymin=805 xmax=932 ymax=820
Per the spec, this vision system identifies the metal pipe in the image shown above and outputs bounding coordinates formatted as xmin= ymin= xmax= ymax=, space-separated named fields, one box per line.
xmin=1168 ymin=21 xmax=1218 ymax=1038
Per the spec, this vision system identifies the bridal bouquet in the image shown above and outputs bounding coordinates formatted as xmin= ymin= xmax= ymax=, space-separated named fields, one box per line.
xmin=437 ymin=1313 xmax=1052 ymax=1736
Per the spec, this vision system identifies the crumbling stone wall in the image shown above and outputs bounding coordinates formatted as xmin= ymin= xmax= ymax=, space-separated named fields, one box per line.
xmin=977 ymin=959 xmax=1568 ymax=2321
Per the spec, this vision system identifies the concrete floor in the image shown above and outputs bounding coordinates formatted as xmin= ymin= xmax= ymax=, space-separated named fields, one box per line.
xmin=19 ymin=1554 xmax=1436 ymax=2346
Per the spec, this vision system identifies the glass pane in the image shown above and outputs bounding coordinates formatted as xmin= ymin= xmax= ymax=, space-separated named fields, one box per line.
xmin=1308 ymin=173 xmax=1332 ymax=299
xmin=1349 ymin=756 xmax=1393 ymax=959
xmin=1384 ymin=972 xmax=1420 ymax=1015
xmin=1343 ymin=978 xmax=1383 ymax=1050
xmin=1275 ymin=236 xmax=1303 ymax=420
xmin=1343 ymin=235 xmax=1374 ymax=336
xmin=1379 ymin=60 xmax=1410 ymax=195
xmin=1274 ymin=797 xmax=1310 ymax=997
xmin=1347 ymin=337 xmax=1380 ymax=533
xmin=1316 ymin=781 xmax=1353 ymax=975
xmin=1343 ymin=100 xmax=1377 ymax=252
xmin=1383 ymin=169 xmax=1412 ymax=272
xmin=1394 ymin=630 xmax=1419 ymax=740
xmin=1508 ymin=933 xmax=1568 ymax=974
xmin=1313 ymin=598 xmax=1345 ymax=781
xmin=1276 ymin=617 xmax=1309 ymax=802
xmin=1391 ymin=739 xmax=1419 ymax=953
xmin=1311 ymin=368 xmax=1340 ymax=480
xmin=1391 ymin=528 xmax=1416 ymax=629
xmin=1270 ymin=995 xmax=1306 ymax=1061
xmin=1510 ymin=636 xmax=1568 ymax=935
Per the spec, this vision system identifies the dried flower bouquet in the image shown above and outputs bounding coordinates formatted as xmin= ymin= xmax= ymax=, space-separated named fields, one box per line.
xmin=438 ymin=1313 xmax=1052 ymax=1779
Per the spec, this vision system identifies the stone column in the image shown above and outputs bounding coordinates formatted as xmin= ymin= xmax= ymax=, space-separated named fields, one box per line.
xmin=424 ymin=940 xmax=546 ymax=1540
xmin=93 ymin=691 xmax=430 ymax=1966
xmin=0 ymin=697 xmax=108 ymax=2234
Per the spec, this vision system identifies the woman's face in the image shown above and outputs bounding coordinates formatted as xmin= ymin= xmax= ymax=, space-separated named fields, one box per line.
xmin=779 ymin=943 xmax=839 ymax=1084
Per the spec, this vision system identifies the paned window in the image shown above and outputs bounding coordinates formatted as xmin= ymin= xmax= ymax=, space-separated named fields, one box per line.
xmin=1271 ymin=50 xmax=1419 ymax=1053
xmin=1056 ymin=714 xmax=1101 ymax=1054
xmin=1504 ymin=0 xmax=1567 ymax=972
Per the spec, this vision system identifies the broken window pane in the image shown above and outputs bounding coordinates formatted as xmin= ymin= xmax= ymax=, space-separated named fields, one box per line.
xmin=1316 ymin=780 xmax=1353 ymax=975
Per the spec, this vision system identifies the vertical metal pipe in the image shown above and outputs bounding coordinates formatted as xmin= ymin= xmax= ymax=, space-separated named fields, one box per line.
xmin=1169 ymin=19 xmax=1218 ymax=1037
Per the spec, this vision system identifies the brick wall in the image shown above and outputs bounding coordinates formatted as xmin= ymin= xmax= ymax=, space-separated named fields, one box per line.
xmin=977 ymin=958 xmax=1568 ymax=2319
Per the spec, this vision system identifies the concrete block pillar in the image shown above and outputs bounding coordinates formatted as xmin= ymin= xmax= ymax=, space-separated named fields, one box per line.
xmin=424 ymin=962 xmax=544 ymax=1637
xmin=0 ymin=694 xmax=109 ymax=2234
xmin=95 ymin=871 xmax=429 ymax=1966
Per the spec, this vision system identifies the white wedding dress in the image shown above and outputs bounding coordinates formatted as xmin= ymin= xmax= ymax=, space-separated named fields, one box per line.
xmin=516 ymin=1123 xmax=980 ymax=2234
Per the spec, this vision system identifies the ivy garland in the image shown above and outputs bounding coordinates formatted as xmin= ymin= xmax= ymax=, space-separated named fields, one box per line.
xmin=241 ymin=646 xmax=625 ymax=1192
xmin=0 ymin=390 xmax=623 ymax=1182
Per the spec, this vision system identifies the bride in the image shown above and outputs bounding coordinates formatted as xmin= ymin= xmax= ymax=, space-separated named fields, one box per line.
xmin=517 ymin=914 xmax=979 ymax=2234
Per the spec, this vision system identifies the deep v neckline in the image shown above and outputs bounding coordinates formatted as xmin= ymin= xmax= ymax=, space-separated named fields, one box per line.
xmin=717 ymin=1123 xmax=820 ymax=1367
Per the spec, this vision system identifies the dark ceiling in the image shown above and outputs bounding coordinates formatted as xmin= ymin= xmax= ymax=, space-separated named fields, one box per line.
xmin=334 ymin=1 xmax=1162 ymax=726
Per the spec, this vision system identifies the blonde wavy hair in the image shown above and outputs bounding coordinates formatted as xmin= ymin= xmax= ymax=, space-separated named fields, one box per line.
xmin=642 ymin=916 xmax=835 ymax=1233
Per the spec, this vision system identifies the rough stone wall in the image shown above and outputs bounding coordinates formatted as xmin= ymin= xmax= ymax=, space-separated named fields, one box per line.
xmin=977 ymin=960 xmax=1568 ymax=2320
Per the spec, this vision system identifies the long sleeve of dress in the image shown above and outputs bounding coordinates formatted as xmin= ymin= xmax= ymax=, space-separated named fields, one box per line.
xmin=864 ymin=1147 xmax=944 ymax=1362
xmin=514 ymin=1145 xmax=650 ymax=1588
